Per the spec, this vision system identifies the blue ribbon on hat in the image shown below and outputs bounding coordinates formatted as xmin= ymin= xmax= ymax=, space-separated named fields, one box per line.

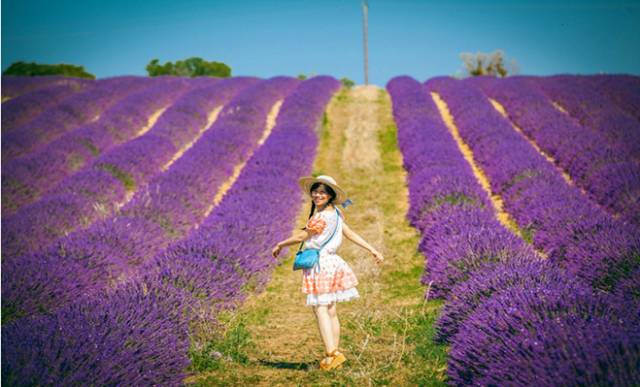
xmin=341 ymin=198 xmax=353 ymax=209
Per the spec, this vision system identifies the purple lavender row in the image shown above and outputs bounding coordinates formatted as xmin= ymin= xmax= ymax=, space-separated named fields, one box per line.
xmin=1 ymin=77 xmax=254 ymax=259
xmin=1 ymin=77 xmax=299 ymax=318
xmin=406 ymin=77 xmax=640 ymax=384
xmin=2 ymin=76 xmax=153 ymax=162
xmin=149 ymin=75 xmax=341 ymax=311
xmin=581 ymin=74 xmax=640 ymax=122
xmin=0 ymin=76 xmax=259 ymax=381
xmin=2 ymin=81 xmax=93 ymax=132
xmin=388 ymin=76 xmax=640 ymax=384
xmin=1 ymin=75 xmax=89 ymax=100
xmin=447 ymin=258 xmax=639 ymax=385
xmin=1 ymin=76 xmax=339 ymax=385
xmin=121 ymin=76 xmax=299 ymax=239
xmin=471 ymin=76 xmax=640 ymax=225
xmin=433 ymin=216 xmax=636 ymax=351
xmin=2 ymin=275 xmax=195 ymax=386
xmin=386 ymin=76 xmax=538 ymax=298
xmin=1 ymin=77 xmax=197 ymax=217
xmin=426 ymin=77 xmax=640 ymax=292
xmin=387 ymin=76 xmax=491 ymax=230
xmin=532 ymin=75 xmax=640 ymax=161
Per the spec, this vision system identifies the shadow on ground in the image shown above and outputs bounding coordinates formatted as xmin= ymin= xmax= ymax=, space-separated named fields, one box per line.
xmin=257 ymin=359 xmax=313 ymax=371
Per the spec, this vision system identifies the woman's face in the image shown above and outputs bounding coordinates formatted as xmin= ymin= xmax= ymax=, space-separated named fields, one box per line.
xmin=311 ymin=184 xmax=331 ymax=207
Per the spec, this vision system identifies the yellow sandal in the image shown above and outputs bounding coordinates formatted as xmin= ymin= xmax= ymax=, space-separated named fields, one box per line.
xmin=319 ymin=349 xmax=346 ymax=371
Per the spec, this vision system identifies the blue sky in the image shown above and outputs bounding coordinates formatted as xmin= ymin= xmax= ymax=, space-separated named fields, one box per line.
xmin=2 ymin=0 xmax=639 ymax=86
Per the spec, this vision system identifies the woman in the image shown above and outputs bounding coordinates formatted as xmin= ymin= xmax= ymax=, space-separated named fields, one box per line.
xmin=272 ymin=175 xmax=384 ymax=371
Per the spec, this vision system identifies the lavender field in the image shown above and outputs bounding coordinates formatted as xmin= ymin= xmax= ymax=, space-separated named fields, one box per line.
xmin=2 ymin=73 xmax=639 ymax=385
xmin=387 ymin=74 xmax=639 ymax=386
xmin=1 ymin=74 xmax=340 ymax=385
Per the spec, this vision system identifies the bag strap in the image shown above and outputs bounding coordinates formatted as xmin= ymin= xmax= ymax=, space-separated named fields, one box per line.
xmin=297 ymin=208 xmax=341 ymax=252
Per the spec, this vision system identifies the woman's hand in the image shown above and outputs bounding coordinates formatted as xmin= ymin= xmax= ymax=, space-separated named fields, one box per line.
xmin=371 ymin=249 xmax=384 ymax=265
xmin=271 ymin=244 xmax=282 ymax=258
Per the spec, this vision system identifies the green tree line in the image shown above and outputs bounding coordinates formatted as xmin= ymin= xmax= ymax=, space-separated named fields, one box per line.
xmin=2 ymin=61 xmax=95 ymax=79
xmin=146 ymin=57 xmax=231 ymax=77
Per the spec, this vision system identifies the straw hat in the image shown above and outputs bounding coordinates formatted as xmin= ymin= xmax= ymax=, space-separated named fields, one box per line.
xmin=298 ymin=175 xmax=351 ymax=207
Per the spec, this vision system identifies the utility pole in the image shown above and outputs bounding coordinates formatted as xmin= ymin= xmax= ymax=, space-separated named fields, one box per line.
xmin=362 ymin=0 xmax=369 ymax=85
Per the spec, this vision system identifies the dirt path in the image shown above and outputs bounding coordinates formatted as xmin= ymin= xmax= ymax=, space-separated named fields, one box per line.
xmin=186 ymin=86 xmax=447 ymax=386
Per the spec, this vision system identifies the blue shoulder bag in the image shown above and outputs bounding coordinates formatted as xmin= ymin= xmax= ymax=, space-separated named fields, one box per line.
xmin=293 ymin=208 xmax=340 ymax=272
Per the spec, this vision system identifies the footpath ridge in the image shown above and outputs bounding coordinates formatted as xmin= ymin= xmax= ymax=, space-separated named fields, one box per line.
xmin=186 ymin=85 xmax=448 ymax=386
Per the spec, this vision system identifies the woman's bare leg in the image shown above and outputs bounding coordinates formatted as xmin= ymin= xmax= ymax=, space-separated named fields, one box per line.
xmin=313 ymin=305 xmax=336 ymax=355
xmin=327 ymin=302 xmax=340 ymax=350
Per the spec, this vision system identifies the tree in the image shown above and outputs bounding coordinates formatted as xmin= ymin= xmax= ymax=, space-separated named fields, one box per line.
xmin=3 ymin=61 xmax=95 ymax=79
xmin=340 ymin=77 xmax=355 ymax=88
xmin=459 ymin=50 xmax=519 ymax=78
xmin=146 ymin=57 xmax=231 ymax=78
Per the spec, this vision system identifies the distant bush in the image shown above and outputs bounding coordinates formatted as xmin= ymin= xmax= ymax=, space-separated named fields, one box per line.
xmin=459 ymin=50 xmax=519 ymax=78
xmin=297 ymin=74 xmax=307 ymax=80
xmin=146 ymin=57 xmax=231 ymax=78
xmin=3 ymin=61 xmax=95 ymax=79
xmin=340 ymin=77 xmax=355 ymax=88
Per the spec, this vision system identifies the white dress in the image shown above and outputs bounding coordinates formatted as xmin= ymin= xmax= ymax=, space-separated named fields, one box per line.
xmin=301 ymin=207 xmax=360 ymax=306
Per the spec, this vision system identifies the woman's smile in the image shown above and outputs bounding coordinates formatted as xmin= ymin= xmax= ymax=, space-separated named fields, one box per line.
xmin=311 ymin=188 xmax=330 ymax=207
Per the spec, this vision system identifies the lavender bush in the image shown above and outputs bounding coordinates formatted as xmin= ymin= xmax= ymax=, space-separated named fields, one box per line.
xmin=2 ymin=77 xmax=273 ymax=316
xmin=532 ymin=75 xmax=640 ymax=161
xmin=581 ymin=74 xmax=640 ymax=122
xmin=387 ymin=75 xmax=640 ymax=385
xmin=1 ymin=77 xmax=333 ymax=321
xmin=2 ymin=81 xmax=93 ymax=132
xmin=426 ymin=77 xmax=640 ymax=291
xmin=2 ymin=276 xmax=194 ymax=386
xmin=2 ymin=76 xmax=339 ymax=385
xmin=417 ymin=204 xmax=538 ymax=298
xmin=386 ymin=76 xmax=537 ymax=298
xmin=2 ymin=76 xmax=153 ymax=162
xmin=1 ymin=77 xmax=263 ymax=259
xmin=1 ymin=75 xmax=89 ymax=100
xmin=2 ymin=215 xmax=167 ymax=319
xmin=120 ymin=76 xmax=299 ymax=237
xmin=435 ymin=258 xmax=568 ymax=344
xmin=471 ymin=75 xmax=640 ymax=225
xmin=157 ymin=75 xmax=340 ymax=305
xmin=612 ymin=268 xmax=640 ymax=308
xmin=449 ymin=279 xmax=640 ymax=386
xmin=2 ymin=77 xmax=195 ymax=216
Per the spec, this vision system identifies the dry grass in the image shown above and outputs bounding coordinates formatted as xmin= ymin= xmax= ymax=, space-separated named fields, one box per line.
xmin=161 ymin=105 xmax=222 ymax=171
xmin=489 ymin=98 xmax=574 ymax=185
xmin=488 ymin=98 xmax=605 ymax=212
xmin=201 ymin=100 xmax=284 ymax=219
xmin=551 ymin=100 xmax=568 ymax=114
xmin=185 ymin=86 xmax=448 ymax=386
xmin=431 ymin=92 xmax=522 ymax=237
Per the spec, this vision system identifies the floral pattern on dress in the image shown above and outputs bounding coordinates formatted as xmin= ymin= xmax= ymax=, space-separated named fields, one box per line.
xmin=301 ymin=208 xmax=360 ymax=299
xmin=305 ymin=216 xmax=326 ymax=235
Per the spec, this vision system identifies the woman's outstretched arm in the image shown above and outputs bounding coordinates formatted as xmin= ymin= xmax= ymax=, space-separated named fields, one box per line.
xmin=272 ymin=229 xmax=311 ymax=258
xmin=342 ymin=222 xmax=384 ymax=265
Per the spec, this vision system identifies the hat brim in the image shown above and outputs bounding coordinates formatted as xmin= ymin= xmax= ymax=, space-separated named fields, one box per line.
xmin=298 ymin=176 xmax=348 ymax=205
